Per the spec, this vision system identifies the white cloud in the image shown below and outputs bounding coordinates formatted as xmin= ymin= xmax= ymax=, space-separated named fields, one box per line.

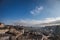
xmin=2 ymin=17 xmax=60 ymax=27
xmin=11 ymin=17 xmax=60 ymax=27
xmin=30 ymin=6 xmax=44 ymax=15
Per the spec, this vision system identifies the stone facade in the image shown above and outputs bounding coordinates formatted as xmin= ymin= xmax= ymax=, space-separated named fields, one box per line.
xmin=0 ymin=23 xmax=4 ymax=28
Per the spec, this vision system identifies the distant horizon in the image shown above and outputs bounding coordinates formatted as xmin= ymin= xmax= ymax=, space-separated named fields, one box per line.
xmin=1 ymin=22 xmax=60 ymax=27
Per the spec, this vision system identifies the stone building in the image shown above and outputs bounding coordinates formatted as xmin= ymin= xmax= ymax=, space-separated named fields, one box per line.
xmin=0 ymin=34 xmax=10 ymax=40
xmin=0 ymin=23 xmax=24 ymax=40
xmin=6 ymin=25 xmax=24 ymax=39
xmin=0 ymin=23 xmax=9 ymax=34
xmin=0 ymin=23 xmax=5 ymax=28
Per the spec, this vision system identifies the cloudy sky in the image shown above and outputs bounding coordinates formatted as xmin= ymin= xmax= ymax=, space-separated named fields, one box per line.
xmin=0 ymin=0 xmax=60 ymax=26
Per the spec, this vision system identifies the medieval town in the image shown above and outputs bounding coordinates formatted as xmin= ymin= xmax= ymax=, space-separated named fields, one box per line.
xmin=1 ymin=0 xmax=60 ymax=40
xmin=0 ymin=22 xmax=60 ymax=40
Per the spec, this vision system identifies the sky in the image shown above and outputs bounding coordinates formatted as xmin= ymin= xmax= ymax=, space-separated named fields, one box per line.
xmin=0 ymin=0 xmax=60 ymax=26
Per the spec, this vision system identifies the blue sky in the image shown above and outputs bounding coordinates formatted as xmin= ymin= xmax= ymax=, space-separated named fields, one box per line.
xmin=0 ymin=0 xmax=60 ymax=26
